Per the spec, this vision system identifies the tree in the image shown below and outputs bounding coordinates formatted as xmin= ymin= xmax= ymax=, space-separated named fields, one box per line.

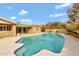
xmin=73 ymin=3 xmax=79 ymax=9
xmin=67 ymin=8 xmax=77 ymax=22
xmin=67 ymin=3 xmax=79 ymax=22
xmin=45 ymin=22 xmax=66 ymax=29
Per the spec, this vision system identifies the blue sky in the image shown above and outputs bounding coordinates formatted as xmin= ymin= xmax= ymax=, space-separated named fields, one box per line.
xmin=0 ymin=3 xmax=73 ymax=24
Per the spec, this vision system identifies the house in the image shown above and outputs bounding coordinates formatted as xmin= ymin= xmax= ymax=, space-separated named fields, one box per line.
xmin=0 ymin=17 xmax=41 ymax=38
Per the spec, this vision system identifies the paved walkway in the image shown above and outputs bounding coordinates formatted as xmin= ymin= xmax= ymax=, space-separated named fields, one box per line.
xmin=60 ymin=34 xmax=79 ymax=56
xmin=0 ymin=33 xmax=79 ymax=56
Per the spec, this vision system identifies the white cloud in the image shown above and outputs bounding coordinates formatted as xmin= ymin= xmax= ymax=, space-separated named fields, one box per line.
xmin=54 ymin=13 xmax=66 ymax=17
xmin=49 ymin=13 xmax=66 ymax=17
xmin=49 ymin=14 xmax=53 ymax=17
xmin=19 ymin=10 xmax=28 ymax=16
xmin=55 ymin=3 xmax=72 ymax=9
xmin=21 ymin=19 xmax=33 ymax=24
xmin=10 ymin=16 xmax=16 ymax=20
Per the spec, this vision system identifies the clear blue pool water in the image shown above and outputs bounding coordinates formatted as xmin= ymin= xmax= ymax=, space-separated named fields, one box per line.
xmin=14 ymin=33 xmax=65 ymax=56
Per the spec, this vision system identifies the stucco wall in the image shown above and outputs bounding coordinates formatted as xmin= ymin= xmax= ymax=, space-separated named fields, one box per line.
xmin=45 ymin=29 xmax=58 ymax=32
xmin=27 ymin=26 xmax=41 ymax=34
xmin=12 ymin=25 xmax=16 ymax=36
xmin=0 ymin=31 xmax=14 ymax=38
xmin=27 ymin=28 xmax=33 ymax=34
xmin=45 ymin=29 xmax=66 ymax=33
xmin=0 ymin=25 xmax=16 ymax=38
xmin=31 ymin=26 xmax=41 ymax=33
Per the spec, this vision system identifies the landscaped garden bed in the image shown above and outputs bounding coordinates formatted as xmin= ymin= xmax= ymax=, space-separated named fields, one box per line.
xmin=65 ymin=30 xmax=79 ymax=39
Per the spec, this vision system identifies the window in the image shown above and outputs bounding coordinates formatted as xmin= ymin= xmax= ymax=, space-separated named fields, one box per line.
xmin=0 ymin=27 xmax=2 ymax=31
xmin=0 ymin=25 xmax=12 ymax=31
xmin=7 ymin=26 xmax=11 ymax=31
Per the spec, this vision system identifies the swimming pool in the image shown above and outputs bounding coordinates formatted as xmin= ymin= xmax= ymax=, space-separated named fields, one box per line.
xmin=14 ymin=33 xmax=65 ymax=56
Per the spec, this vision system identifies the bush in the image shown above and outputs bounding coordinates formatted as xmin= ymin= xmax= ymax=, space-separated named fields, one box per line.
xmin=65 ymin=30 xmax=79 ymax=39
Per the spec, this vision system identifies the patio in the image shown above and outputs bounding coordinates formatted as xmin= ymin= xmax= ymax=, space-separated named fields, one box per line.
xmin=0 ymin=33 xmax=79 ymax=56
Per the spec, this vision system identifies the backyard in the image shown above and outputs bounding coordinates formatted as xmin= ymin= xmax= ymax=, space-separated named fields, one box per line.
xmin=0 ymin=3 xmax=79 ymax=56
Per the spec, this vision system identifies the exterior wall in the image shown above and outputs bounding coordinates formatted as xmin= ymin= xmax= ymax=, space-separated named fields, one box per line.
xmin=27 ymin=27 xmax=33 ymax=34
xmin=45 ymin=29 xmax=51 ymax=32
xmin=0 ymin=25 xmax=41 ymax=38
xmin=0 ymin=31 xmax=14 ymax=38
xmin=12 ymin=25 xmax=16 ymax=36
xmin=0 ymin=18 xmax=42 ymax=38
xmin=31 ymin=26 xmax=41 ymax=33
xmin=45 ymin=29 xmax=66 ymax=33
xmin=56 ymin=29 xmax=66 ymax=33
xmin=37 ymin=26 xmax=41 ymax=33
xmin=0 ymin=25 xmax=16 ymax=38
xmin=0 ymin=18 xmax=17 ymax=38
xmin=45 ymin=29 xmax=58 ymax=32
xmin=27 ymin=26 xmax=41 ymax=34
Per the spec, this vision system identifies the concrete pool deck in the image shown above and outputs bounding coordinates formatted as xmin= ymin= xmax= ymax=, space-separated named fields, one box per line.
xmin=0 ymin=33 xmax=79 ymax=56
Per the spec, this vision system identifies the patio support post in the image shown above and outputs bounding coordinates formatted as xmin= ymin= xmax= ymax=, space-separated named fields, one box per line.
xmin=21 ymin=27 xmax=24 ymax=34
xmin=12 ymin=25 xmax=16 ymax=36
